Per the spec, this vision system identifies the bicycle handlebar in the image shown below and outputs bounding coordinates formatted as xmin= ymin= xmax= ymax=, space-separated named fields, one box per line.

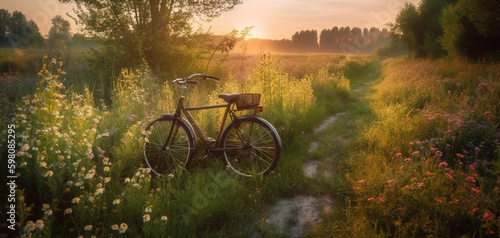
xmin=172 ymin=74 xmax=220 ymax=85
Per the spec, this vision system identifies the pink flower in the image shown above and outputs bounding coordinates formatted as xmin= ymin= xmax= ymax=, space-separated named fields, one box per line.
xmin=438 ymin=161 xmax=448 ymax=167
xmin=484 ymin=212 xmax=496 ymax=221
xmin=417 ymin=182 xmax=424 ymax=188
xmin=471 ymin=187 xmax=481 ymax=194
xmin=466 ymin=176 xmax=476 ymax=183
xmin=395 ymin=153 xmax=402 ymax=157
xmin=387 ymin=179 xmax=394 ymax=184
xmin=368 ymin=197 xmax=375 ymax=201
xmin=435 ymin=198 xmax=443 ymax=203
xmin=426 ymin=171 xmax=434 ymax=176
xmin=378 ymin=197 xmax=385 ymax=202
xmin=404 ymin=158 xmax=412 ymax=162
xmin=358 ymin=180 xmax=365 ymax=183
xmin=445 ymin=173 xmax=453 ymax=180
xmin=456 ymin=153 xmax=464 ymax=158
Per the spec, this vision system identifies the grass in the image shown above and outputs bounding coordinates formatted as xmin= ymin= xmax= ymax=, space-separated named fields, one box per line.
xmin=0 ymin=50 xmax=372 ymax=237
xmin=314 ymin=57 xmax=500 ymax=237
xmin=5 ymin=47 xmax=497 ymax=237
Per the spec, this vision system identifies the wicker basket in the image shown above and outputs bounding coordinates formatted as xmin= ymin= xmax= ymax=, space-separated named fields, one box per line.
xmin=235 ymin=93 xmax=261 ymax=110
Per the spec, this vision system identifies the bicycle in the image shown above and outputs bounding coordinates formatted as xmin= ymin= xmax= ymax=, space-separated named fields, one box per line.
xmin=143 ymin=74 xmax=282 ymax=177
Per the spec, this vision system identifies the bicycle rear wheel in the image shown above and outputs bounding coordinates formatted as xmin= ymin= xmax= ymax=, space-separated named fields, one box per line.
xmin=143 ymin=115 xmax=196 ymax=175
xmin=220 ymin=117 xmax=281 ymax=177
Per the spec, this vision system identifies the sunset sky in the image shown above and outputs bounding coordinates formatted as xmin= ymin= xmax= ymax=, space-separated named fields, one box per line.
xmin=3 ymin=0 xmax=419 ymax=40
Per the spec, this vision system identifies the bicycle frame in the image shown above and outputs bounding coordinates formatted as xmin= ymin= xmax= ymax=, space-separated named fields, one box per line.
xmin=164 ymin=89 xmax=256 ymax=155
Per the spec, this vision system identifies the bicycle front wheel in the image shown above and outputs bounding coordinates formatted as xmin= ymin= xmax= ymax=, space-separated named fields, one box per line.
xmin=220 ymin=117 xmax=281 ymax=177
xmin=143 ymin=115 xmax=196 ymax=175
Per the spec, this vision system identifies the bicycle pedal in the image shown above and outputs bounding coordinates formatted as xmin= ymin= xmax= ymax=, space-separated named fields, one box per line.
xmin=198 ymin=155 xmax=209 ymax=161
xmin=207 ymin=137 xmax=216 ymax=145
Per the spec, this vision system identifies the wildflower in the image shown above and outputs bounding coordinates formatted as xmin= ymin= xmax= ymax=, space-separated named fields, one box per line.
xmin=103 ymin=166 xmax=110 ymax=172
xmin=378 ymin=197 xmax=385 ymax=202
xmin=445 ymin=173 xmax=453 ymax=180
xmin=94 ymin=188 xmax=104 ymax=195
xmin=83 ymin=173 xmax=93 ymax=180
xmin=145 ymin=205 xmax=153 ymax=213
xmin=84 ymin=225 xmax=92 ymax=231
xmin=426 ymin=171 xmax=434 ymax=176
xmin=104 ymin=177 xmax=111 ymax=183
xmin=113 ymin=199 xmax=121 ymax=205
xmin=119 ymin=223 xmax=128 ymax=233
xmin=471 ymin=187 xmax=481 ymax=194
xmin=456 ymin=153 xmax=464 ymax=158
xmin=143 ymin=214 xmax=151 ymax=222
xmin=24 ymin=221 xmax=36 ymax=232
xmin=64 ymin=208 xmax=72 ymax=215
xmin=35 ymin=220 xmax=44 ymax=230
xmin=40 ymin=162 xmax=47 ymax=167
xmin=404 ymin=158 xmax=411 ymax=162
xmin=484 ymin=212 xmax=496 ymax=221
xmin=42 ymin=204 xmax=50 ymax=211
xmin=435 ymin=198 xmax=443 ymax=203
xmin=161 ymin=215 xmax=168 ymax=221
xmin=438 ymin=162 xmax=448 ymax=167
xmin=71 ymin=197 xmax=80 ymax=204
xmin=88 ymin=196 xmax=95 ymax=203
xmin=43 ymin=171 xmax=54 ymax=177
xmin=417 ymin=182 xmax=424 ymax=188
xmin=358 ymin=180 xmax=365 ymax=183
xmin=44 ymin=209 xmax=53 ymax=216
xmin=395 ymin=152 xmax=402 ymax=157
xmin=124 ymin=178 xmax=130 ymax=183
xmin=368 ymin=197 xmax=375 ymax=201
xmin=387 ymin=179 xmax=394 ymax=183
xmin=103 ymin=157 xmax=109 ymax=164
xmin=111 ymin=224 xmax=119 ymax=230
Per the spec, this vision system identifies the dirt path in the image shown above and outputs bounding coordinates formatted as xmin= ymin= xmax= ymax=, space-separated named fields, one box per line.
xmin=252 ymin=72 xmax=378 ymax=237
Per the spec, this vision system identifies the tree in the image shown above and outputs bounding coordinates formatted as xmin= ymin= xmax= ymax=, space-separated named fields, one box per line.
xmin=0 ymin=9 xmax=10 ymax=45
xmin=440 ymin=0 xmax=500 ymax=60
xmin=7 ymin=11 xmax=44 ymax=48
xmin=59 ymin=0 xmax=242 ymax=74
xmin=47 ymin=15 xmax=71 ymax=57
xmin=390 ymin=2 xmax=421 ymax=58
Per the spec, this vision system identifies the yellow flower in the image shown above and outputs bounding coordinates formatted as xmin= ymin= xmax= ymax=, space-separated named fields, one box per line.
xmin=118 ymin=223 xmax=128 ymax=233
xmin=113 ymin=199 xmax=121 ymax=205
xmin=84 ymin=225 xmax=92 ymax=231
xmin=142 ymin=214 xmax=150 ymax=222
xmin=43 ymin=171 xmax=54 ymax=177
xmin=111 ymin=224 xmax=119 ymax=230
xmin=35 ymin=219 xmax=44 ymax=230
xmin=71 ymin=197 xmax=80 ymax=204
xmin=161 ymin=215 xmax=168 ymax=221
xmin=144 ymin=205 xmax=152 ymax=213
xmin=64 ymin=208 xmax=72 ymax=215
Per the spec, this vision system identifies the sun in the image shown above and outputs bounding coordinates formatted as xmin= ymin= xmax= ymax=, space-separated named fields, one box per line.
xmin=245 ymin=28 xmax=258 ymax=40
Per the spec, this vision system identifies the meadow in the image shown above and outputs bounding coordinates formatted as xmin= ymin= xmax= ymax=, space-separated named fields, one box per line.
xmin=0 ymin=49 xmax=369 ymax=237
xmin=1 ymin=47 xmax=499 ymax=237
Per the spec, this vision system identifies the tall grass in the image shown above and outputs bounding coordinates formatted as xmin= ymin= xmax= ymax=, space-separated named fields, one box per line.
xmin=1 ymin=52 xmax=369 ymax=237
xmin=330 ymin=58 xmax=500 ymax=237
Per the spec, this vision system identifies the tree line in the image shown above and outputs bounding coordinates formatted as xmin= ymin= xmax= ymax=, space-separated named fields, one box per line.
xmin=391 ymin=0 xmax=500 ymax=60
xmin=245 ymin=27 xmax=391 ymax=54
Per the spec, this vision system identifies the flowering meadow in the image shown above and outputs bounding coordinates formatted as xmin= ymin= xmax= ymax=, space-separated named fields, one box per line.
xmin=328 ymin=58 xmax=500 ymax=237
xmin=0 ymin=53 xmax=369 ymax=237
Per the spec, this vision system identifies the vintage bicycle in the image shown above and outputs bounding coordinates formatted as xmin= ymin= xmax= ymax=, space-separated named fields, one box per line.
xmin=143 ymin=74 xmax=282 ymax=177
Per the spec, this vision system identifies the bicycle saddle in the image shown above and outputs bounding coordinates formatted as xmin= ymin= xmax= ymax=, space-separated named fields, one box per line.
xmin=218 ymin=94 xmax=241 ymax=103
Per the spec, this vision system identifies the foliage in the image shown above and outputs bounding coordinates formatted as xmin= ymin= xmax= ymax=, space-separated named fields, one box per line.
xmin=47 ymin=16 xmax=72 ymax=58
xmin=337 ymin=58 xmax=500 ymax=237
xmin=60 ymin=0 xmax=242 ymax=74
xmin=440 ymin=0 xmax=500 ymax=60
xmin=1 ymin=52 xmax=369 ymax=237
xmin=0 ymin=10 xmax=44 ymax=48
